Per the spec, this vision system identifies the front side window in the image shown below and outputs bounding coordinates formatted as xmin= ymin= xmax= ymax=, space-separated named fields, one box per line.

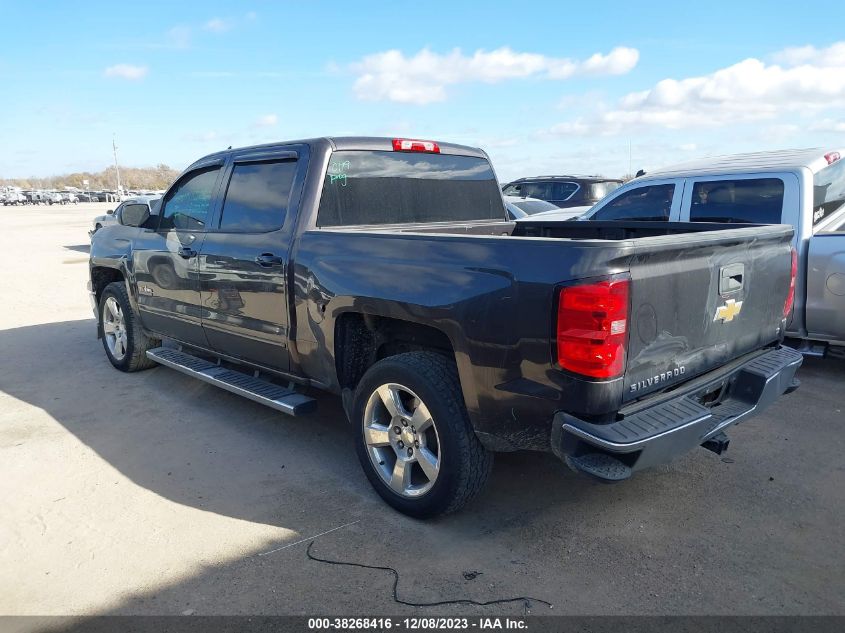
xmin=317 ymin=151 xmax=504 ymax=226
xmin=521 ymin=182 xmax=553 ymax=200
xmin=159 ymin=167 xmax=220 ymax=231
xmin=690 ymin=178 xmax=784 ymax=224
xmin=590 ymin=184 xmax=675 ymax=221
xmin=218 ymin=160 xmax=297 ymax=232
xmin=813 ymin=159 xmax=845 ymax=226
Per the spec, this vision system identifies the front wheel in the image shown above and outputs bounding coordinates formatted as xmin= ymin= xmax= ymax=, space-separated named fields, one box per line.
xmin=352 ymin=352 xmax=493 ymax=518
xmin=99 ymin=281 xmax=159 ymax=372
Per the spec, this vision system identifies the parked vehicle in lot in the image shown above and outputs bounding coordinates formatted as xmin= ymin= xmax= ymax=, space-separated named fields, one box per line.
xmin=578 ymin=148 xmax=845 ymax=356
xmin=2 ymin=189 xmax=27 ymax=205
xmin=90 ymin=195 xmax=161 ymax=236
xmin=502 ymin=175 xmax=622 ymax=209
xmin=88 ymin=137 xmax=801 ymax=517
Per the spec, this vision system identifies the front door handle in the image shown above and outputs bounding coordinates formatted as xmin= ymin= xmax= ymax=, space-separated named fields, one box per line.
xmin=178 ymin=246 xmax=197 ymax=259
xmin=255 ymin=253 xmax=283 ymax=267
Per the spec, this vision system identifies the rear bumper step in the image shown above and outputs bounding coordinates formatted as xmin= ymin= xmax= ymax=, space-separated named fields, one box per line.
xmin=553 ymin=346 xmax=802 ymax=481
xmin=146 ymin=347 xmax=316 ymax=416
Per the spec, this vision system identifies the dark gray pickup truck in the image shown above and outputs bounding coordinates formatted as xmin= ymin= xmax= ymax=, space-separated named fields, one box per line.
xmin=88 ymin=137 xmax=802 ymax=517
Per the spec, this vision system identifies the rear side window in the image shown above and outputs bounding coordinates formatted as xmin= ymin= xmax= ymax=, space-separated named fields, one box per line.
xmin=159 ymin=167 xmax=220 ymax=231
xmin=813 ymin=158 xmax=845 ymax=226
xmin=317 ymin=151 xmax=504 ymax=226
xmin=219 ymin=160 xmax=297 ymax=232
xmin=588 ymin=181 xmax=621 ymax=200
xmin=553 ymin=182 xmax=578 ymax=201
xmin=689 ymin=178 xmax=784 ymax=223
xmin=590 ymin=184 xmax=675 ymax=221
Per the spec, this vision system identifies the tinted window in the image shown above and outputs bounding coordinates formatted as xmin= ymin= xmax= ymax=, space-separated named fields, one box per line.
xmin=159 ymin=167 xmax=220 ymax=231
xmin=317 ymin=151 xmax=504 ymax=226
xmin=553 ymin=182 xmax=579 ymax=201
xmin=521 ymin=182 xmax=553 ymax=200
xmin=591 ymin=184 xmax=675 ymax=221
xmin=690 ymin=178 xmax=784 ymax=224
xmin=219 ymin=160 xmax=297 ymax=232
xmin=502 ymin=183 xmax=523 ymax=196
xmin=813 ymin=159 xmax=845 ymax=226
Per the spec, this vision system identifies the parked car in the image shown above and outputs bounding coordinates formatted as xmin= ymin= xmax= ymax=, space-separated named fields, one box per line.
xmin=90 ymin=195 xmax=161 ymax=237
xmin=502 ymin=175 xmax=622 ymax=209
xmin=577 ymin=148 xmax=845 ymax=357
xmin=88 ymin=136 xmax=801 ymax=517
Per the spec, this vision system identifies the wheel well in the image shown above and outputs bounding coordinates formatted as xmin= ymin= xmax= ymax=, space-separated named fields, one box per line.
xmin=335 ymin=313 xmax=455 ymax=391
xmin=91 ymin=267 xmax=124 ymax=304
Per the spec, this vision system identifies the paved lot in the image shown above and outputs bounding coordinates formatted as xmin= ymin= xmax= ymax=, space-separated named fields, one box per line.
xmin=1 ymin=203 xmax=843 ymax=616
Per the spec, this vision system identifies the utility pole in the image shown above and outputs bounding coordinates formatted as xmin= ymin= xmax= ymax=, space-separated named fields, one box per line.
xmin=112 ymin=134 xmax=122 ymax=200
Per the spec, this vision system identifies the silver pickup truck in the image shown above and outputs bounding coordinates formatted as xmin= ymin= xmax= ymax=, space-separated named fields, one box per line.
xmin=577 ymin=148 xmax=845 ymax=357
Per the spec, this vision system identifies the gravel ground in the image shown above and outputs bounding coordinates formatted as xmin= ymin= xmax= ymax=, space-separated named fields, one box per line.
xmin=1 ymin=203 xmax=843 ymax=616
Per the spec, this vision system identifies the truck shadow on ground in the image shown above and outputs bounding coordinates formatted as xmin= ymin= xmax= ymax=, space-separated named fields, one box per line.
xmin=3 ymin=319 xmax=844 ymax=614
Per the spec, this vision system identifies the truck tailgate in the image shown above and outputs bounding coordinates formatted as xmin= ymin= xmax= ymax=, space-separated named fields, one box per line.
xmin=623 ymin=225 xmax=794 ymax=402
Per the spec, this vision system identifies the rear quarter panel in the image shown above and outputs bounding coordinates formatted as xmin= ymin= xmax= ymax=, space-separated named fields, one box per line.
xmin=291 ymin=229 xmax=634 ymax=449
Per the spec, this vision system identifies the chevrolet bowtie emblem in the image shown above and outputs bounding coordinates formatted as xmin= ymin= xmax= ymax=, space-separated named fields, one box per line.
xmin=714 ymin=299 xmax=743 ymax=323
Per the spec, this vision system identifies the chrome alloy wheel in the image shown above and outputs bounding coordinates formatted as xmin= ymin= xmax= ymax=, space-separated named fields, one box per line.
xmin=363 ymin=383 xmax=441 ymax=498
xmin=102 ymin=296 xmax=128 ymax=360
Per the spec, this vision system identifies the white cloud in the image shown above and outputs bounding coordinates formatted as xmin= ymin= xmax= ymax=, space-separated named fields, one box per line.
xmin=350 ymin=46 xmax=639 ymax=104
xmin=550 ymin=41 xmax=845 ymax=137
xmin=204 ymin=18 xmax=230 ymax=33
xmin=254 ymin=114 xmax=278 ymax=127
xmin=104 ymin=64 xmax=148 ymax=80
xmin=167 ymin=26 xmax=192 ymax=49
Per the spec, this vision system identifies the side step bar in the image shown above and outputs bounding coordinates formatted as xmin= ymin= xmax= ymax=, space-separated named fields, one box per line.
xmin=146 ymin=347 xmax=317 ymax=416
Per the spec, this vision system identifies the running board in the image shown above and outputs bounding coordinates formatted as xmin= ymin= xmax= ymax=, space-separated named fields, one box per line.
xmin=145 ymin=347 xmax=316 ymax=416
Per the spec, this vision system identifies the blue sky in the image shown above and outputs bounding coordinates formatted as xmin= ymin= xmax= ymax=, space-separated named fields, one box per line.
xmin=1 ymin=0 xmax=844 ymax=182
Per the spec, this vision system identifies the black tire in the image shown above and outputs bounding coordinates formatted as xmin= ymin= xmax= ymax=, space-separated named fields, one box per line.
xmin=352 ymin=352 xmax=493 ymax=518
xmin=98 ymin=281 xmax=160 ymax=372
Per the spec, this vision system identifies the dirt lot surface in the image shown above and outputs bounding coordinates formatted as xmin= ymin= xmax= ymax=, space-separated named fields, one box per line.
xmin=1 ymin=203 xmax=843 ymax=616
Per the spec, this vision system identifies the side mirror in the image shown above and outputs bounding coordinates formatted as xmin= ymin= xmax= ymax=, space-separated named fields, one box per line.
xmin=122 ymin=205 xmax=150 ymax=227
xmin=106 ymin=209 xmax=114 ymax=215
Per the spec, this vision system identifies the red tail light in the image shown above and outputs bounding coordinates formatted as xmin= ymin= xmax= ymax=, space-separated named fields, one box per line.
xmin=783 ymin=248 xmax=797 ymax=317
xmin=392 ymin=138 xmax=440 ymax=153
xmin=556 ymin=278 xmax=630 ymax=379
xmin=824 ymin=151 xmax=840 ymax=165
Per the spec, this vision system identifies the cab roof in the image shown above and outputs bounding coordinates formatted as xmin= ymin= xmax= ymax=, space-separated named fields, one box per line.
xmin=642 ymin=148 xmax=845 ymax=179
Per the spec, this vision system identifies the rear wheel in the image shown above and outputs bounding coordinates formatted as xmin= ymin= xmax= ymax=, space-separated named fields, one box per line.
xmin=99 ymin=281 xmax=159 ymax=372
xmin=352 ymin=352 xmax=493 ymax=518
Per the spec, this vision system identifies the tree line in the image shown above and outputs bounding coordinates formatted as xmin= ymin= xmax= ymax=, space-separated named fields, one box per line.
xmin=0 ymin=164 xmax=182 ymax=191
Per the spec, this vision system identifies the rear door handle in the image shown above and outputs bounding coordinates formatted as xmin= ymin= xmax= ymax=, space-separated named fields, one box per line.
xmin=178 ymin=246 xmax=197 ymax=259
xmin=255 ymin=253 xmax=283 ymax=267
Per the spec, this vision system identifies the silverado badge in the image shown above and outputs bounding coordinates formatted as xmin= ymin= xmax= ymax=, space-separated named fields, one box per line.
xmin=714 ymin=299 xmax=743 ymax=323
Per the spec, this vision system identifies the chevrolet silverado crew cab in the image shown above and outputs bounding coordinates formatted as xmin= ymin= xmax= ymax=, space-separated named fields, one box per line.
xmin=88 ymin=137 xmax=802 ymax=517
xmin=578 ymin=148 xmax=845 ymax=357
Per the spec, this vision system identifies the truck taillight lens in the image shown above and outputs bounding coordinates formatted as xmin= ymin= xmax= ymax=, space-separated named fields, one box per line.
xmin=392 ymin=138 xmax=440 ymax=153
xmin=556 ymin=278 xmax=630 ymax=379
xmin=784 ymin=248 xmax=797 ymax=317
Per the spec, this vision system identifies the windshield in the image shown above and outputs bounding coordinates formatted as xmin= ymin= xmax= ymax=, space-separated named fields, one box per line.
xmin=317 ymin=150 xmax=505 ymax=226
